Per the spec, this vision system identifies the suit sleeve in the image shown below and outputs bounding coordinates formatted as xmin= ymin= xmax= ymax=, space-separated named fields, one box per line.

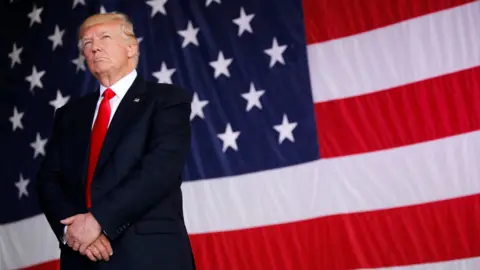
xmin=90 ymin=88 xmax=192 ymax=241
xmin=35 ymin=106 xmax=78 ymax=244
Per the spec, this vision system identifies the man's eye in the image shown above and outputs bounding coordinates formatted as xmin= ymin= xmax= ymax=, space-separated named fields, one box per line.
xmin=101 ymin=35 xmax=110 ymax=39
xmin=84 ymin=41 xmax=91 ymax=47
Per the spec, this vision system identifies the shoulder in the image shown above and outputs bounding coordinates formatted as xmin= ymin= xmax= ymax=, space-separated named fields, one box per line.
xmin=142 ymin=80 xmax=192 ymax=107
xmin=140 ymin=80 xmax=192 ymax=123
xmin=55 ymin=91 xmax=96 ymax=116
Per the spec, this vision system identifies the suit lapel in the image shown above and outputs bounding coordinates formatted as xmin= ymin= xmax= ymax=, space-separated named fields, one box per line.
xmin=94 ymin=76 xmax=146 ymax=173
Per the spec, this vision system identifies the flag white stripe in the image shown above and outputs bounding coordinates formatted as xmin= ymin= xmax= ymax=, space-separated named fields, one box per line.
xmin=307 ymin=1 xmax=480 ymax=102
xmin=357 ymin=257 xmax=480 ymax=269
xmin=182 ymin=131 xmax=480 ymax=233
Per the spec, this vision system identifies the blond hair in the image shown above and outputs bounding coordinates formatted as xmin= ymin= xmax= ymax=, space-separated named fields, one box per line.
xmin=78 ymin=12 xmax=139 ymax=65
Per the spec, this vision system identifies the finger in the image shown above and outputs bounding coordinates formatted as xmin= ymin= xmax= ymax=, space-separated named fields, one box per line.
xmin=95 ymin=242 xmax=110 ymax=261
xmin=100 ymin=236 xmax=113 ymax=255
xmin=73 ymin=241 xmax=80 ymax=251
xmin=90 ymin=246 xmax=103 ymax=261
xmin=79 ymin=244 xmax=89 ymax=255
xmin=60 ymin=215 xmax=76 ymax=225
xmin=85 ymin=249 xmax=97 ymax=262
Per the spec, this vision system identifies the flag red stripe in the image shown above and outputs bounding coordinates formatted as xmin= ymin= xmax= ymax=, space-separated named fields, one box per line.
xmin=314 ymin=66 xmax=480 ymax=158
xmin=21 ymin=260 xmax=59 ymax=270
xmin=302 ymin=0 xmax=475 ymax=44
xmin=189 ymin=194 xmax=480 ymax=270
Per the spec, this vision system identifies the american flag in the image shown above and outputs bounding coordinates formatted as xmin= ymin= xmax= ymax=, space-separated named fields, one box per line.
xmin=1 ymin=0 xmax=480 ymax=269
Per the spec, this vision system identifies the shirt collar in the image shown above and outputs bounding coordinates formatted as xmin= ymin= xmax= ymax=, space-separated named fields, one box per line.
xmin=99 ymin=69 xmax=137 ymax=99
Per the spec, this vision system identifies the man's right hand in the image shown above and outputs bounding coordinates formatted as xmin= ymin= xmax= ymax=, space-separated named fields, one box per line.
xmin=84 ymin=234 xmax=113 ymax=262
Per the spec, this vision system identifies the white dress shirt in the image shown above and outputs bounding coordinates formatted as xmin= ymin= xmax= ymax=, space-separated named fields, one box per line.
xmin=63 ymin=69 xmax=137 ymax=244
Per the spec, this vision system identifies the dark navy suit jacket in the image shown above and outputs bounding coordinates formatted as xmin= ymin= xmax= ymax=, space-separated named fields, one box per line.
xmin=36 ymin=75 xmax=195 ymax=270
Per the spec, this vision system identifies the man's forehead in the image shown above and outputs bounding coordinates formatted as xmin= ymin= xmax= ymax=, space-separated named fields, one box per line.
xmin=82 ymin=22 xmax=118 ymax=38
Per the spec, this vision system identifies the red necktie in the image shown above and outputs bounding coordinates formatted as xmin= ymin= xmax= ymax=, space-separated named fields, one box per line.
xmin=85 ymin=88 xmax=115 ymax=208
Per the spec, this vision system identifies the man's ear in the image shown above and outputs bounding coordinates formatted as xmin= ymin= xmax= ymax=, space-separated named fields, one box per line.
xmin=126 ymin=43 xmax=138 ymax=58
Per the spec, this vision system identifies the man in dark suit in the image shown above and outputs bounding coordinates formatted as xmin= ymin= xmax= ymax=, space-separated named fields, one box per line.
xmin=36 ymin=12 xmax=195 ymax=270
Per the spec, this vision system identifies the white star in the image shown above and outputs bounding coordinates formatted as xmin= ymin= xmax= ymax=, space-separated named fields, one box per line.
xmin=217 ymin=123 xmax=240 ymax=152
xmin=27 ymin=4 xmax=43 ymax=27
xmin=15 ymin=174 xmax=30 ymax=199
xmin=71 ymin=54 xmax=86 ymax=72
xmin=233 ymin=7 xmax=255 ymax=37
xmin=25 ymin=66 xmax=46 ymax=93
xmin=273 ymin=114 xmax=297 ymax=144
xmin=8 ymin=43 xmax=23 ymax=68
xmin=241 ymin=82 xmax=265 ymax=111
xmin=49 ymin=90 xmax=70 ymax=112
xmin=209 ymin=51 xmax=233 ymax=79
xmin=9 ymin=106 xmax=24 ymax=131
xmin=72 ymin=0 xmax=85 ymax=9
xmin=264 ymin=37 xmax=288 ymax=68
xmin=190 ymin=92 xmax=209 ymax=120
xmin=178 ymin=21 xmax=199 ymax=48
xmin=206 ymin=0 xmax=221 ymax=6
xmin=48 ymin=25 xmax=65 ymax=51
xmin=147 ymin=0 xmax=168 ymax=17
xmin=30 ymin=133 xmax=48 ymax=159
xmin=152 ymin=62 xmax=176 ymax=84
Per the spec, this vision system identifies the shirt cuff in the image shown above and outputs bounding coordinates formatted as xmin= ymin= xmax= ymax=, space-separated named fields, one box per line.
xmin=62 ymin=225 xmax=67 ymax=244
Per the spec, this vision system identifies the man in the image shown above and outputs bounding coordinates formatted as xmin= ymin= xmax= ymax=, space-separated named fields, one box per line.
xmin=36 ymin=12 xmax=195 ymax=270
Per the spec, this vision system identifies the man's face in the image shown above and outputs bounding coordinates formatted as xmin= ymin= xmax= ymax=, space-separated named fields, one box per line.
xmin=81 ymin=22 xmax=130 ymax=76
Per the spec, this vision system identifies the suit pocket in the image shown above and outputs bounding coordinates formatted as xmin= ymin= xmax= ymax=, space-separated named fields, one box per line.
xmin=134 ymin=219 xmax=181 ymax=234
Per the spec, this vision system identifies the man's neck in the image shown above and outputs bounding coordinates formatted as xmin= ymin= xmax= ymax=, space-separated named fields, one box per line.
xmin=96 ymin=66 xmax=134 ymax=87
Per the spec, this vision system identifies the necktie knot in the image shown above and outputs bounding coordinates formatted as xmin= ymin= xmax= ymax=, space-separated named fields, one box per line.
xmin=103 ymin=88 xmax=115 ymax=100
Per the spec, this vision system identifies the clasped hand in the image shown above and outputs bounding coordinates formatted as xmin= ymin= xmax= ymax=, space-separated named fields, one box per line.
xmin=61 ymin=213 xmax=113 ymax=262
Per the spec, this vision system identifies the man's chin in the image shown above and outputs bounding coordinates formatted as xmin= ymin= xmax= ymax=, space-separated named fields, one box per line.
xmin=93 ymin=66 xmax=112 ymax=74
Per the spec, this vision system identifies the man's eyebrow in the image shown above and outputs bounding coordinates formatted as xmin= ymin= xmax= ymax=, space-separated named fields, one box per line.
xmin=82 ymin=30 xmax=111 ymax=41
xmin=81 ymin=37 xmax=92 ymax=44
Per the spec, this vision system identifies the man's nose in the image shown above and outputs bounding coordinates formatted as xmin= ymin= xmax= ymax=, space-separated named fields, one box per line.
xmin=91 ymin=40 xmax=101 ymax=53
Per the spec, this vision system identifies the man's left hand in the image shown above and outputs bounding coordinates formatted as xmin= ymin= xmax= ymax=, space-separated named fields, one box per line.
xmin=85 ymin=234 xmax=113 ymax=262
xmin=61 ymin=213 xmax=101 ymax=254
